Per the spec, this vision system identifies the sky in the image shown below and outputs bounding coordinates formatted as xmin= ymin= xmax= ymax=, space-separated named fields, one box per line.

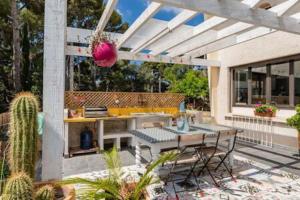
xmin=114 ymin=0 xmax=204 ymax=26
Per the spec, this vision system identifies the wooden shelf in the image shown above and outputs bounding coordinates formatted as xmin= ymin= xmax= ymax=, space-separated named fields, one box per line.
xmin=69 ymin=146 xmax=99 ymax=157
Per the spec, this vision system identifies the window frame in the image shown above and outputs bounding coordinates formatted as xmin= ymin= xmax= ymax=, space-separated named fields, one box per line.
xmin=231 ymin=55 xmax=300 ymax=108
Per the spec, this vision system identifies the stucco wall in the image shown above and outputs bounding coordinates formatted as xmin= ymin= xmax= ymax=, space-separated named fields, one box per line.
xmin=218 ymin=31 xmax=300 ymax=67
xmin=208 ymin=31 xmax=300 ymax=147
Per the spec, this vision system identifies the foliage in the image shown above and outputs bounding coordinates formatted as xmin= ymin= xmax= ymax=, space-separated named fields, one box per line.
xmin=287 ymin=105 xmax=300 ymax=131
xmin=1 ymin=172 xmax=34 ymax=200
xmin=35 ymin=185 xmax=55 ymax=200
xmin=167 ymin=70 xmax=209 ymax=109
xmin=254 ymin=104 xmax=278 ymax=114
xmin=0 ymin=0 xmax=44 ymax=112
xmin=61 ymin=147 xmax=177 ymax=200
xmin=171 ymin=70 xmax=208 ymax=99
xmin=8 ymin=92 xmax=39 ymax=178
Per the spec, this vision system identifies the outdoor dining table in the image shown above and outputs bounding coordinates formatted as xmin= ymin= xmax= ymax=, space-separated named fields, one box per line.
xmin=130 ymin=123 xmax=237 ymax=173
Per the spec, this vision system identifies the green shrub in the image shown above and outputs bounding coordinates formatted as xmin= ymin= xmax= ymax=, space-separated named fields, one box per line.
xmin=287 ymin=105 xmax=300 ymax=131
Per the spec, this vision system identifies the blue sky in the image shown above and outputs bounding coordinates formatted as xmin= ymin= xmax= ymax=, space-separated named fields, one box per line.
xmin=114 ymin=0 xmax=204 ymax=26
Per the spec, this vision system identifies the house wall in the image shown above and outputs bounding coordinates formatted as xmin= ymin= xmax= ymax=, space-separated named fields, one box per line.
xmin=208 ymin=31 xmax=300 ymax=149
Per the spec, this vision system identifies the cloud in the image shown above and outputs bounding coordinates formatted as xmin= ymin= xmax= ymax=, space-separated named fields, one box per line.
xmin=161 ymin=6 xmax=182 ymax=14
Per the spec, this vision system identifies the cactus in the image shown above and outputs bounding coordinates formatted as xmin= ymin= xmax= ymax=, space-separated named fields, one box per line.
xmin=8 ymin=92 xmax=39 ymax=178
xmin=1 ymin=172 xmax=34 ymax=200
xmin=35 ymin=185 xmax=55 ymax=200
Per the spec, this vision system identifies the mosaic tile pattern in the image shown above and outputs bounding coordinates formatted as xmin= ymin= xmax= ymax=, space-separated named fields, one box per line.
xmin=65 ymin=155 xmax=300 ymax=200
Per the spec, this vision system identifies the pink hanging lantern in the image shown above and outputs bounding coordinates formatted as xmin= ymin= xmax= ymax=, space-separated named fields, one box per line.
xmin=91 ymin=32 xmax=118 ymax=67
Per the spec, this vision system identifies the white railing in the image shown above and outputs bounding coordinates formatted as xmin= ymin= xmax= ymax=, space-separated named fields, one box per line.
xmin=230 ymin=115 xmax=274 ymax=148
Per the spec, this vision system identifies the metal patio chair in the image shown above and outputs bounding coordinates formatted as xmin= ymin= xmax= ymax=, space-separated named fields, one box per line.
xmin=196 ymin=130 xmax=238 ymax=187
xmin=163 ymin=133 xmax=206 ymax=194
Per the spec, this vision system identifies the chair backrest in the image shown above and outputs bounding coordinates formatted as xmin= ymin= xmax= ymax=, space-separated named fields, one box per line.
xmin=218 ymin=130 xmax=237 ymax=141
xmin=216 ymin=130 xmax=238 ymax=153
xmin=142 ymin=122 xmax=164 ymax=129
xmin=178 ymin=134 xmax=205 ymax=148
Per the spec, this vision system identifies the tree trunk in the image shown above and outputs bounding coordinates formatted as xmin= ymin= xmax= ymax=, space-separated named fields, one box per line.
xmin=22 ymin=23 xmax=31 ymax=91
xmin=11 ymin=0 xmax=22 ymax=92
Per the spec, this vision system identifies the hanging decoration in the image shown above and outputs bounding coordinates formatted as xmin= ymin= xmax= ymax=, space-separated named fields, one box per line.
xmin=90 ymin=32 xmax=117 ymax=67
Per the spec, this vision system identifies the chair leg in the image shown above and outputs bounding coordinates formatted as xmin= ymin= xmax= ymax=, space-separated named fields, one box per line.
xmin=222 ymin=160 xmax=234 ymax=180
xmin=214 ymin=155 xmax=228 ymax=171
xmin=197 ymin=156 xmax=212 ymax=177
xmin=205 ymin=165 xmax=219 ymax=187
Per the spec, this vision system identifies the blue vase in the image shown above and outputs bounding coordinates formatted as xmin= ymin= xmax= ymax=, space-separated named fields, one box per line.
xmin=182 ymin=115 xmax=190 ymax=132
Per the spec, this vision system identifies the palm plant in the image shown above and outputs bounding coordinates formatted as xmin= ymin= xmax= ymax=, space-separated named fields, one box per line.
xmin=61 ymin=147 xmax=177 ymax=200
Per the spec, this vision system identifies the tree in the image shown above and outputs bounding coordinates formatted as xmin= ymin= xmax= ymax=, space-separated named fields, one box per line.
xmin=171 ymin=70 xmax=209 ymax=109
xmin=11 ymin=0 xmax=22 ymax=92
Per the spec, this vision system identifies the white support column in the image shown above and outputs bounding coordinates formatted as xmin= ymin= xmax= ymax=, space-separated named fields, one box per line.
xmin=98 ymin=119 xmax=104 ymax=151
xmin=42 ymin=0 xmax=67 ymax=180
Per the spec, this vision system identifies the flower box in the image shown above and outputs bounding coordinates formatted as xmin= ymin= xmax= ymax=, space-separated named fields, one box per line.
xmin=254 ymin=104 xmax=277 ymax=118
xmin=254 ymin=111 xmax=276 ymax=117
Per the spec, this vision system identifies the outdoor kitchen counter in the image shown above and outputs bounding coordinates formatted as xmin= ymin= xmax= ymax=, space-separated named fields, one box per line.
xmin=63 ymin=113 xmax=174 ymax=157
xmin=64 ymin=113 xmax=173 ymax=123
xmin=63 ymin=115 xmax=134 ymax=123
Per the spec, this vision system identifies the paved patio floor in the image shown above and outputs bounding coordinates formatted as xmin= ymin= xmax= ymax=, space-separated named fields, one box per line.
xmin=63 ymin=142 xmax=300 ymax=177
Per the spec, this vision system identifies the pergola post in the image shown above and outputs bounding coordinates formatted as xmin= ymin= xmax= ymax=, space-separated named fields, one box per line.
xmin=42 ymin=0 xmax=67 ymax=180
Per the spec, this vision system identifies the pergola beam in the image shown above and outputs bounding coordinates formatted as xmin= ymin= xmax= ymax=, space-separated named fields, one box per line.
xmin=152 ymin=0 xmax=300 ymax=34
xmin=188 ymin=0 xmax=299 ymax=58
xmin=65 ymin=45 xmax=221 ymax=66
xmin=130 ymin=9 xmax=197 ymax=53
xmin=96 ymin=0 xmax=118 ymax=33
xmin=66 ymin=27 xmax=122 ymax=44
xmin=150 ymin=0 xmax=263 ymax=56
xmin=116 ymin=2 xmax=162 ymax=48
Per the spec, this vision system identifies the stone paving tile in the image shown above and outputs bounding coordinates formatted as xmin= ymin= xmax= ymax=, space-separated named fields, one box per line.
xmin=63 ymin=142 xmax=300 ymax=177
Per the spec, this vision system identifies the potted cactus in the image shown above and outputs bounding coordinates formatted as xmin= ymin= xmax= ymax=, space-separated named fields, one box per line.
xmin=1 ymin=172 xmax=56 ymax=200
xmin=1 ymin=92 xmax=76 ymax=199
xmin=287 ymin=105 xmax=300 ymax=157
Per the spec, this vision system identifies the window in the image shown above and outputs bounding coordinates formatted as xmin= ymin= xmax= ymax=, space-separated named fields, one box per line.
xmin=234 ymin=68 xmax=248 ymax=104
xmin=232 ymin=56 xmax=300 ymax=107
xmin=295 ymin=61 xmax=300 ymax=105
xmin=252 ymin=66 xmax=266 ymax=104
xmin=271 ymin=63 xmax=289 ymax=105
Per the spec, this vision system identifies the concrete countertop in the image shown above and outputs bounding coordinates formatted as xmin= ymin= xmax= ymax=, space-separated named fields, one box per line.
xmin=64 ymin=113 xmax=173 ymax=123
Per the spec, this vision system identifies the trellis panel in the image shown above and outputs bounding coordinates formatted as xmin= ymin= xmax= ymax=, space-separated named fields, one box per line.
xmin=65 ymin=91 xmax=185 ymax=109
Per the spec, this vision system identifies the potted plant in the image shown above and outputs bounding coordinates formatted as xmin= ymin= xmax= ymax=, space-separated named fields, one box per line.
xmin=287 ymin=105 xmax=300 ymax=157
xmin=61 ymin=147 xmax=176 ymax=200
xmin=254 ymin=104 xmax=277 ymax=117
xmin=90 ymin=32 xmax=117 ymax=67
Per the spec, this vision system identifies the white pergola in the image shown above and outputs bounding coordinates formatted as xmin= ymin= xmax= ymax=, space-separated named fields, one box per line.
xmin=42 ymin=0 xmax=300 ymax=180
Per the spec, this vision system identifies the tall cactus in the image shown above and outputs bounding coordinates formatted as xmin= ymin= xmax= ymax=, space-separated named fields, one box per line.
xmin=8 ymin=92 xmax=39 ymax=178
xmin=35 ymin=185 xmax=55 ymax=200
xmin=1 ymin=172 xmax=34 ymax=200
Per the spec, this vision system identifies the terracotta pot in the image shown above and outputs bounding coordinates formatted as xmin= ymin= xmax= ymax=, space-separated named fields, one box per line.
xmin=118 ymin=182 xmax=150 ymax=200
xmin=35 ymin=181 xmax=75 ymax=200
xmin=254 ymin=111 xmax=276 ymax=117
